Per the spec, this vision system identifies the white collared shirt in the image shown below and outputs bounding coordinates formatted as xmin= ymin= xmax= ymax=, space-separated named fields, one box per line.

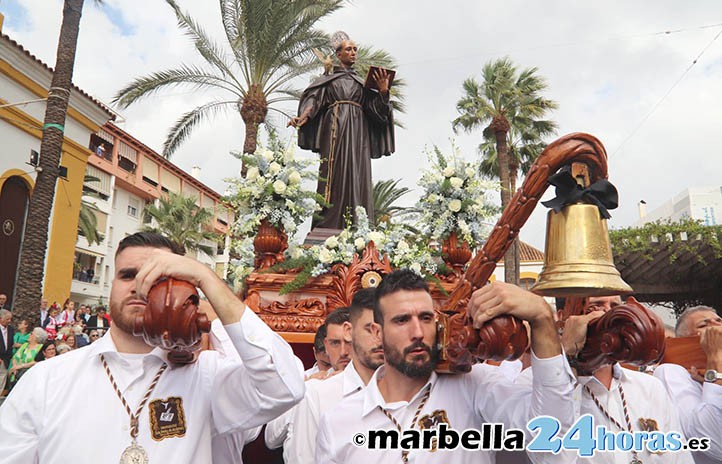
xmin=305 ymin=363 xmax=320 ymax=377
xmin=0 ymin=308 xmax=304 ymax=464
xmin=654 ymin=363 xmax=722 ymax=464
xmin=290 ymin=359 xmax=367 ymax=464
xmin=574 ymin=364 xmax=692 ymax=463
xmin=317 ymin=353 xmax=575 ymax=464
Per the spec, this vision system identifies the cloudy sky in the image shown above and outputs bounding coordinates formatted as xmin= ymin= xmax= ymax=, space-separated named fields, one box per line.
xmin=3 ymin=0 xmax=722 ymax=249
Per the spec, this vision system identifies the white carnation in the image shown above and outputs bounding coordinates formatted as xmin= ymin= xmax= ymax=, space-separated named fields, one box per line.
xmin=450 ymin=177 xmax=463 ymax=189
xmin=367 ymin=231 xmax=384 ymax=245
xmin=427 ymin=194 xmax=439 ymax=203
xmin=288 ymin=171 xmax=302 ymax=185
xmin=261 ymin=149 xmax=274 ymax=161
xmin=397 ymin=240 xmax=410 ymax=252
xmin=269 ymin=162 xmax=281 ymax=175
xmin=318 ymin=248 xmax=334 ymax=264
xmin=449 ymin=199 xmax=462 ymax=212
xmin=354 ymin=237 xmax=366 ymax=250
xmin=273 ymin=180 xmax=287 ymax=194
xmin=246 ymin=167 xmax=259 ymax=180
xmin=324 ymin=236 xmax=339 ymax=249
xmin=442 ymin=166 xmax=455 ymax=177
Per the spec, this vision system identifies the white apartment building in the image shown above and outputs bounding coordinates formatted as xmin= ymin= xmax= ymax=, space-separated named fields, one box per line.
xmin=638 ymin=186 xmax=722 ymax=226
xmin=70 ymin=123 xmax=233 ymax=307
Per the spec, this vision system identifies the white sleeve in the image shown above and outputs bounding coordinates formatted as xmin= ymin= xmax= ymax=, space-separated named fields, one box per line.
xmin=264 ymin=405 xmax=295 ymax=449
xmin=655 ymin=363 xmax=722 ymax=459
xmin=288 ymin=381 xmax=322 ymax=464
xmin=210 ymin=308 xmax=305 ymax=434
xmin=0 ymin=362 xmax=43 ymax=463
xmin=315 ymin=413 xmax=340 ymax=464
xmin=471 ymin=353 xmax=576 ymax=464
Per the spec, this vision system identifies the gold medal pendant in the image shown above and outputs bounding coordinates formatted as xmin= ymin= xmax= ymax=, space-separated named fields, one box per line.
xmin=120 ymin=441 xmax=149 ymax=464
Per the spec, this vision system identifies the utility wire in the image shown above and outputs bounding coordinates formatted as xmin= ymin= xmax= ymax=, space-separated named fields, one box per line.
xmin=610 ymin=25 xmax=722 ymax=158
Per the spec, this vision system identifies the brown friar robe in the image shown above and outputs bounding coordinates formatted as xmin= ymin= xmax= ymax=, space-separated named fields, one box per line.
xmin=297 ymin=66 xmax=395 ymax=229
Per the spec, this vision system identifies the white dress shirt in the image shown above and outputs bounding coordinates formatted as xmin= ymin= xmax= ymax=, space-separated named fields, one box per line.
xmin=654 ymin=363 xmax=722 ymax=464
xmin=305 ymin=363 xmax=320 ymax=377
xmin=573 ymin=364 xmax=692 ymax=463
xmin=291 ymin=359 xmax=367 ymax=464
xmin=316 ymin=353 xmax=575 ymax=464
xmin=208 ymin=318 xmax=263 ymax=464
xmin=0 ymin=308 xmax=304 ymax=464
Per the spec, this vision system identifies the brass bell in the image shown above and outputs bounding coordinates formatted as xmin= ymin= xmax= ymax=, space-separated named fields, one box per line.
xmin=531 ymin=203 xmax=633 ymax=297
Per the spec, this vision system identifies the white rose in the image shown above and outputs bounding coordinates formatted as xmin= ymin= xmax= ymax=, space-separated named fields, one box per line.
xmin=324 ymin=236 xmax=339 ymax=249
xmin=261 ymin=149 xmax=274 ymax=161
xmin=465 ymin=167 xmax=476 ymax=178
xmin=318 ymin=248 xmax=334 ymax=264
xmin=396 ymin=240 xmax=410 ymax=252
xmin=273 ymin=180 xmax=287 ymax=195
xmin=269 ymin=162 xmax=281 ymax=175
xmin=367 ymin=231 xmax=384 ymax=245
xmin=354 ymin=237 xmax=366 ymax=250
xmin=442 ymin=166 xmax=455 ymax=177
xmin=410 ymin=262 xmax=422 ymax=274
xmin=450 ymin=177 xmax=463 ymax=189
xmin=246 ymin=167 xmax=259 ymax=180
xmin=291 ymin=247 xmax=304 ymax=259
xmin=288 ymin=171 xmax=302 ymax=185
xmin=449 ymin=199 xmax=462 ymax=212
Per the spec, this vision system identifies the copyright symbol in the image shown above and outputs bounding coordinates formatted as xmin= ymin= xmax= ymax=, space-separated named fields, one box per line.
xmin=353 ymin=433 xmax=366 ymax=446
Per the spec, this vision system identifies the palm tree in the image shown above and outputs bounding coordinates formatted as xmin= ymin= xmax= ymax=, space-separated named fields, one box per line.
xmin=372 ymin=179 xmax=413 ymax=226
xmin=78 ymin=176 xmax=105 ymax=246
xmin=14 ymin=0 xmax=95 ymax=323
xmin=113 ymin=0 xmax=343 ymax=160
xmin=142 ymin=192 xmax=219 ymax=257
xmin=453 ymin=57 xmax=557 ymax=284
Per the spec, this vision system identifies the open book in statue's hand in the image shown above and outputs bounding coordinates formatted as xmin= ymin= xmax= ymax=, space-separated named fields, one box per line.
xmin=364 ymin=66 xmax=396 ymax=91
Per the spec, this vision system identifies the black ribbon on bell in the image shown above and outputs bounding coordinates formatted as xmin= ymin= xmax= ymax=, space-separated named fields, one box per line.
xmin=541 ymin=167 xmax=619 ymax=219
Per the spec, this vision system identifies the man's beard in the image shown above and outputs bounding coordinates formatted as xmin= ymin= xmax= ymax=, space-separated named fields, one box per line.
xmin=109 ymin=299 xmax=143 ymax=336
xmin=354 ymin=340 xmax=384 ymax=371
xmin=384 ymin=339 xmax=438 ymax=378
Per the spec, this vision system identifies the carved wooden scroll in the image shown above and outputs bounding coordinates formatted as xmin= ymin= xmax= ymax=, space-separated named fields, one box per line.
xmin=574 ymin=297 xmax=666 ymax=374
xmin=438 ymin=133 xmax=610 ymax=373
xmin=134 ymin=278 xmax=211 ymax=364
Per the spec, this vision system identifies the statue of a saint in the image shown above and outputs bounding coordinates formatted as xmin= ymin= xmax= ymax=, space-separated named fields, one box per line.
xmin=289 ymin=31 xmax=395 ymax=230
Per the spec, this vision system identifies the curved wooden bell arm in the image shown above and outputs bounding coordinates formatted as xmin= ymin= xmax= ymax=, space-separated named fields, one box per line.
xmin=574 ymin=297 xmax=666 ymax=375
xmin=437 ymin=133 xmax=610 ymax=373
xmin=133 ymin=278 xmax=212 ymax=364
xmin=661 ymin=335 xmax=707 ymax=372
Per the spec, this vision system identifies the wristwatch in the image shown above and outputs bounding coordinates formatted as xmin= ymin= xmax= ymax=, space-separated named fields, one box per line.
xmin=704 ymin=369 xmax=722 ymax=383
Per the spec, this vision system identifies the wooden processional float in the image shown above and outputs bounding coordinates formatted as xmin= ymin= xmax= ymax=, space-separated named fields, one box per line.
xmin=130 ymin=132 xmax=681 ymax=374
xmin=436 ymin=132 xmax=667 ymax=374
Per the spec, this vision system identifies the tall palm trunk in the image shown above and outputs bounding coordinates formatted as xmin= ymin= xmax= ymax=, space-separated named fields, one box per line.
xmin=13 ymin=0 xmax=85 ymax=323
xmin=239 ymin=83 xmax=268 ymax=175
xmin=490 ymin=116 xmax=517 ymax=284
xmin=509 ymin=164 xmax=520 ymax=285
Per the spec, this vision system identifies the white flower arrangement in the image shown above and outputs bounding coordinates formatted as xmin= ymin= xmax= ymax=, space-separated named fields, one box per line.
xmin=416 ymin=143 xmax=498 ymax=245
xmin=276 ymin=207 xmax=440 ymax=294
xmin=225 ymin=133 xmax=323 ymax=241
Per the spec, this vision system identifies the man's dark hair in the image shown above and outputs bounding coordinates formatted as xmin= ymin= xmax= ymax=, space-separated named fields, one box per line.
xmin=373 ymin=269 xmax=429 ymax=325
xmin=115 ymin=232 xmax=183 ymax=259
xmin=325 ymin=307 xmax=351 ymax=327
xmin=314 ymin=324 xmax=327 ymax=352
xmin=350 ymin=288 xmax=376 ymax=325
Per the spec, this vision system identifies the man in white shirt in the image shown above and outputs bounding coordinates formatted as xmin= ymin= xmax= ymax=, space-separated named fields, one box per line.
xmin=0 ymin=232 xmax=304 ymax=464
xmin=654 ymin=305 xmax=722 ymax=464
xmin=305 ymin=324 xmax=333 ymax=378
xmin=38 ymin=298 xmax=49 ymax=328
xmin=264 ymin=307 xmax=351 ymax=461
xmin=291 ymin=288 xmax=383 ymax=463
xmin=0 ymin=308 xmax=13 ymax=392
xmin=558 ymin=295 xmax=693 ymax=463
xmin=317 ymin=269 xmax=575 ymax=463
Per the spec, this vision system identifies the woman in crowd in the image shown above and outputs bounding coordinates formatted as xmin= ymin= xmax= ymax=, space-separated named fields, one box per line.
xmin=7 ymin=328 xmax=48 ymax=388
xmin=35 ymin=341 xmax=57 ymax=361
xmin=73 ymin=309 xmax=86 ymax=329
xmin=56 ymin=299 xmax=75 ymax=328
xmin=55 ymin=344 xmax=71 ymax=355
xmin=12 ymin=319 xmax=30 ymax=355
